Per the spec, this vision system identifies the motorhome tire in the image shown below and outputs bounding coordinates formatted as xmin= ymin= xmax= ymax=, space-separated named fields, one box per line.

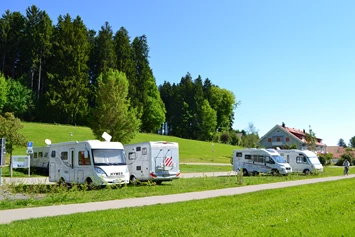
xmin=271 ymin=169 xmax=279 ymax=176
xmin=156 ymin=181 xmax=162 ymax=185
xmin=304 ymin=169 xmax=310 ymax=175
xmin=130 ymin=176 xmax=137 ymax=184
xmin=58 ymin=178 xmax=68 ymax=188
xmin=243 ymin=169 xmax=249 ymax=176
xmin=86 ymin=178 xmax=94 ymax=190
xmin=252 ymin=171 xmax=258 ymax=176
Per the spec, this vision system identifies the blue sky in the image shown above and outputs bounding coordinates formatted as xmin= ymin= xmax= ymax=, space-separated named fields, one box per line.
xmin=2 ymin=0 xmax=355 ymax=146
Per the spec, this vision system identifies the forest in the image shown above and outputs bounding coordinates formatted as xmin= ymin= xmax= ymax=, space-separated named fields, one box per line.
xmin=0 ymin=5 xmax=240 ymax=144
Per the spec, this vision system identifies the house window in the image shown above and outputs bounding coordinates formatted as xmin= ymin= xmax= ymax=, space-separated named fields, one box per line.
xmin=268 ymin=138 xmax=272 ymax=142
xmin=277 ymin=137 xmax=281 ymax=142
xmin=286 ymin=137 xmax=290 ymax=142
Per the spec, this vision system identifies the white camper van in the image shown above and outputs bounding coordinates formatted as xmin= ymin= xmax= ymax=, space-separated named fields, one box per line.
xmin=278 ymin=149 xmax=323 ymax=174
xmin=48 ymin=140 xmax=129 ymax=186
xmin=30 ymin=146 xmax=50 ymax=174
xmin=124 ymin=141 xmax=180 ymax=184
xmin=232 ymin=148 xmax=292 ymax=176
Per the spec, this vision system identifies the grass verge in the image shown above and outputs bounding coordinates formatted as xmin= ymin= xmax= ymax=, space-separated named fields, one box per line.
xmin=0 ymin=166 xmax=345 ymax=210
xmin=0 ymin=178 xmax=354 ymax=236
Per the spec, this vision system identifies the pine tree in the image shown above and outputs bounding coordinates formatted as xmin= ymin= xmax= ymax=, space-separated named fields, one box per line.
xmin=46 ymin=14 xmax=90 ymax=124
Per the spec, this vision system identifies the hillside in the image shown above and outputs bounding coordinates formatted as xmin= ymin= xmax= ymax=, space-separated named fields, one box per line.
xmin=13 ymin=122 xmax=240 ymax=163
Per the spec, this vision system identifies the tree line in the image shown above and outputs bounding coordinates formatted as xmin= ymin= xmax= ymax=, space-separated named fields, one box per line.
xmin=0 ymin=5 xmax=239 ymax=144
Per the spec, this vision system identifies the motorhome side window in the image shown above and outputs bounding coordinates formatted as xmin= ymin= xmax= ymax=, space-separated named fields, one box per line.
xmin=34 ymin=152 xmax=38 ymax=158
xmin=44 ymin=152 xmax=48 ymax=158
xmin=245 ymin=155 xmax=251 ymax=159
xmin=136 ymin=147 xmax=141 ymax=152
xmin=61 ymin=151 xmax=68 ymax=161
xmin=38 ymin=152 xmax=43 ymax=158
xmin=78 ymin=151 xmax=91 ymax=165
xmin=51 ymin=151 xmax=56 ymax=158
xmin=128 ymin=152 xmax=136 ymax=160
xmin=142 ymin=147 xmax=147 ymax=155
xmin=236 ymin=152 xmax=242 ymax=157
xmin=296 ymin=156 xmax=307 ymax=164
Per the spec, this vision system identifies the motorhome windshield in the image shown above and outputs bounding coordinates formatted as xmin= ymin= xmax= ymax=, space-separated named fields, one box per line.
xmin=308 ymin=156 xmax=321 ymax=165
xmin=93 ymin=149 xmax=125 ymax=165
xmin=272 ymin=155 xmax=287 ymax=163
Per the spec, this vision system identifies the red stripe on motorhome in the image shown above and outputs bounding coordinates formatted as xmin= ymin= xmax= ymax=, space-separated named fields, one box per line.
xmin=165 ymin=157 xmax=173 ymax=166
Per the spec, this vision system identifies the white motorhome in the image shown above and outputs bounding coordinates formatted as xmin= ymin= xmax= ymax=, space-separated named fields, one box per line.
xmin=30 ymin=146 xmax=50 ymax=174
xmin=278 ymin=149 xmax=323 ymax=174
xmin=124 ymin=141 xmax=180 ymax=184
xmin=48 ymin=140 xmax=129 ymax=186
xmin=232 ymin=148 xmax=292 ymax=176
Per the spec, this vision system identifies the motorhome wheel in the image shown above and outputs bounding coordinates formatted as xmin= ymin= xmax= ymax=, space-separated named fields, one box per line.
xmin=243 ymin=169 xmax=249 ymax=176
xmin=58 ymin=178 xmax=68 ymax=188
xmin=271 ymin=169 xmax=279 ymax=176
xmin=130 ymin=176 xmax=137 ymax=184
xmin=86 ymin=178 xmax=94 ymax=190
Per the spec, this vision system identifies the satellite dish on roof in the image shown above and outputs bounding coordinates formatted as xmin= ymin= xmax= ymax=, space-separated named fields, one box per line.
xmin=102 ymin=132 xmax=112 ymax=142
xmin=45 ymin=139 xmax=52 ymax=145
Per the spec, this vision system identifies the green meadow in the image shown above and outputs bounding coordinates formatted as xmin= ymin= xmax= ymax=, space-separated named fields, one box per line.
xmin=0 ymin=178 xmax=354 ymax=236
xmin=2 ymin=122 xmax=354 ymax=235
xmin=0 ymin=166 xmax=345 ymax=210
xmin=12 ymin=122 xmax=239 ymax=164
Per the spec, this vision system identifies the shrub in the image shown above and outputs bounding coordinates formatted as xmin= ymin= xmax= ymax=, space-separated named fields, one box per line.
xmin=230 ymin=132 xmax=241 ymax=146
xmin=220 ymin=133 xmax=229 ymax=144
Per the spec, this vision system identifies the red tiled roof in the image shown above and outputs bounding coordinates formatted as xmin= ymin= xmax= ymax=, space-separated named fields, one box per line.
xmin=327 ymin=146 xmax=355 ymax=159
xmin=280 ymin=125 xmax=326 ymax=146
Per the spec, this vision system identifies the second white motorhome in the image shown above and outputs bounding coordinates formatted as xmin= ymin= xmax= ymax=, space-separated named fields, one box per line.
xmin=232 ymin=148 xmax=292 ymax=176
xmin=48 ymin=140 xmax=130 ymax=186
xmin=124 ymin=141 xmax=180 ymax=184
xmin=278 ymin=149 xmax=323 ymax=174
xmin=30 ymin=145 xmax=50 ymax=174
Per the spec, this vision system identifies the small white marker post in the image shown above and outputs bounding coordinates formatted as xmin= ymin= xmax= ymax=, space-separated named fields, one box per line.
xmin=212 ymin=143 xmax=214 ymax=162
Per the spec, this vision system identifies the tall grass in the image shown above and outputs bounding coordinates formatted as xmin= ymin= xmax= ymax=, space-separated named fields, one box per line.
xmin=0 ymin=178 xmax=354 ymax=236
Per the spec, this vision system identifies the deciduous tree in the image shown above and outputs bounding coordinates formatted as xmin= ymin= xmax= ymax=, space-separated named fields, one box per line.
xmin=242 ymin=122 xmax=260 ymax=148
xmin=3 ymin=78 xmax=34 ymax=118
xmin=90 ymin=69 xmax=140 ymax=144
xmin=0 ymin=112 xmax=26 ymax=158
xmin=349 ymin=136 xmax=355 ymax=148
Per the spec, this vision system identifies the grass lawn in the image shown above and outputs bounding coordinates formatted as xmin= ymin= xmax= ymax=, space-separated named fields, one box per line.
xmin=0 ymin=166 xmax=345 ymax=210
xmin=8 ymin=122 xmax=239 ymax=164
xmin=0 ymin=178 xmax=354 ymax=236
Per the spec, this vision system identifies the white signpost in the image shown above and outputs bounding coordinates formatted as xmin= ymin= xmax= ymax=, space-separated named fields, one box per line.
xmin=26 ymin=141 xmax=33 ymax=155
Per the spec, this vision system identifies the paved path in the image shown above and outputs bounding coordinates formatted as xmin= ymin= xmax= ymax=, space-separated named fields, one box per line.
xmin=0 ymin=174 xmax=354 ymax=224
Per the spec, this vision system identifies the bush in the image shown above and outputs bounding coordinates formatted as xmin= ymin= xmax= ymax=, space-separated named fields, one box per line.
xmin=318 ymin=153 xmax=333 ymax=166
xmin=230 ymin=132 xmax=241 ymax=146
xmin=220 ymin=133 xmax=230 ymax=144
